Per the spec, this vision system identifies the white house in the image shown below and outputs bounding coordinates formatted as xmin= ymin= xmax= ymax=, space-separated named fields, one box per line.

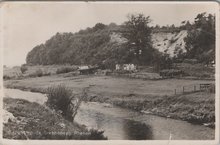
xmin=116 ymin=64 xmax=136 ymax=71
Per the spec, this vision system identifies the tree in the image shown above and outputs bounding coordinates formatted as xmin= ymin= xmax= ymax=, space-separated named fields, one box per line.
xmin=93 ymin=23 xmax=106 ymax=31
xmin=20 ymin=64 xmax=28 ymax=74
xmin=185 ymin=21 xmax=192 ymax=30
xmin=184 ymin=13 xmax=215 ymax=64
xmin=155 ymin=24 xmax=160 ymax=29
xmin=180 ymin=20 xmax=192 ymax=30
xmin=122 ymin=13 xmax=155 ymax=65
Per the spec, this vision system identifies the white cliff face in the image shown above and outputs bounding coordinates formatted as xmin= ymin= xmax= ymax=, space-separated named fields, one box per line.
xmin=152 ymin=30 xmax=187 ymax=57
xmin=110 ymin=30 xmax=188 ymax=57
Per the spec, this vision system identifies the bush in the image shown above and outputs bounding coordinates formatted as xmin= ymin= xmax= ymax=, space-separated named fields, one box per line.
xmin=46 ymin=84 xmax=73 ymax=116
xmin=56 ymin=67 xmax=76 ymax=74
xmin=29 ymin=69 xmax=43 ymax=77
xmin=35 ymin=69 xmax=43 ymax=77
xmin=20 ymin=65 xmax=28 ymax=74
xmin=46 ymin=85 xmax=89 ymax=121
xmin=87 ymin=129 xmax=107 ymax=140
xmin=3 ymin=75 xmax=11 ymax=80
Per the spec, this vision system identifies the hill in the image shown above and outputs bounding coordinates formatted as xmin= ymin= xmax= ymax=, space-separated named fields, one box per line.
xmin=26 ymin=24 xmax=187 ymax=66
xmin=26 ymin=13 xmax=215 ymax=68
xmin=26 ymin=24 xmax=122 ymax=67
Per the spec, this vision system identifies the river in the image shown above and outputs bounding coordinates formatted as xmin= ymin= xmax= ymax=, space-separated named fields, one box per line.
xmin=4 ymin=88 xmax=215 ymax=140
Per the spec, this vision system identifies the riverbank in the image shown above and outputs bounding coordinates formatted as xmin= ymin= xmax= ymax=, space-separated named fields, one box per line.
xmin=3 ymin=75 xmax=215 ymax=128
xmin=86 ymin=92 xmax=215 ymax=128
xmin=3 ymin=97 xmax=107 ymax=140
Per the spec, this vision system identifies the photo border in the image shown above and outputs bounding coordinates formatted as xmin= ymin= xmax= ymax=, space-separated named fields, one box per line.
xmin=0 ymin=1 xmax=219 ymax=145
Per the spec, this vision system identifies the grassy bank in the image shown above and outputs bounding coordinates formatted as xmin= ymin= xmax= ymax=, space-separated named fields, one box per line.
xmin=3 ymin=97 xmax=107 ymax=140
xmin=92 ymin=92 xmax=215 ymax=128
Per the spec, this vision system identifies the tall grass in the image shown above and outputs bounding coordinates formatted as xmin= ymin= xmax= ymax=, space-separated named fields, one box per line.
xmin=46 ymin=85 xmax=73 ymax=117
xmin=46 ymin=84 xmax=89 ymax=121
xmin=69 ymin=87 xmax=89 ymax=119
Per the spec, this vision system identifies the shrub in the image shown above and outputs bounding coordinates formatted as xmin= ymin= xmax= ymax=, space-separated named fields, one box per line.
xmin=3 ymin=75 xmax=11 ymax=80
xmin=56 ymin=67 xmax=76 ymax=74
xmin=29 ymin=69 xmax=43 ymax=77
xmin=46 ymin=84 xmax=73 ymax=116
xmin=70 ymin=88 xmax=89 ymax=119
xmin=46 ymin=85 xmax=89 ymax=121
xmin=87 ymin=129 xmax=107 ymax=140
xmin=35 ymin=69 xmax=43 ymax=77
xmin=20 ymin=65 xmax=28 ymax=74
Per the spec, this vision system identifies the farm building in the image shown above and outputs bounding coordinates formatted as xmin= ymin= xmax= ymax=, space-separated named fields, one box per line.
xmin=78 ymin=66 xmax=99 ymax=75
xmin=115 ymin=64 xmax=136 ymax=71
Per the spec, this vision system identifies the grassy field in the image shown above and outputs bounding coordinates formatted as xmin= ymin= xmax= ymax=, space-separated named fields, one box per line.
xmin=3 ymin=65 xmax=78 ymax=79
xmin=3 ymin=97 xmax=107 ymax=140
xmin=4 ymin=75 xmax=214 ymax=96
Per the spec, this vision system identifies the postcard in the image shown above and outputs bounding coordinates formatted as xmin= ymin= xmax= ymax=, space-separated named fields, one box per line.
xmin=0 ymin=1 xmax=219 ymax=145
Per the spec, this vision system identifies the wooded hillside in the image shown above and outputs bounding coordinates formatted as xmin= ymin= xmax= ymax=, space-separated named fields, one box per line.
xmin=26 ymin=13 xmax=215 ymax=68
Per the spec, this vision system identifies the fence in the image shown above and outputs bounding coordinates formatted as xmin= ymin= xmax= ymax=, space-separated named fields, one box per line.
xmin=174 ymin=83 xmax=213 ymax=95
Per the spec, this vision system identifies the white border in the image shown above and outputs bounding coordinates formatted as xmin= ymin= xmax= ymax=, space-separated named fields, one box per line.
xmin=0 ymin=1 xmax=219 ymax=145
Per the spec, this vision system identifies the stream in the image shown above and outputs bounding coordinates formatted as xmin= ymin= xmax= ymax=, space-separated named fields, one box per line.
xmin=4 ymin=88 xmax=215 ymax=140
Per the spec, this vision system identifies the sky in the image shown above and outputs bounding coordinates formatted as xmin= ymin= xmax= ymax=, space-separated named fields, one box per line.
xmin=1 ymin=2 xmax=218 ymax=67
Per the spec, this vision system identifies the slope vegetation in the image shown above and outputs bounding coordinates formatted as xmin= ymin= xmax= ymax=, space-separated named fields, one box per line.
xmin=26 ymin=24 xmax=187 ymax=66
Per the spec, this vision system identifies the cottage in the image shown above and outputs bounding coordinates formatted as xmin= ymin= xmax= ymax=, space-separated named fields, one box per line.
xmin=115 ymin=64 xmax=136 ymax=71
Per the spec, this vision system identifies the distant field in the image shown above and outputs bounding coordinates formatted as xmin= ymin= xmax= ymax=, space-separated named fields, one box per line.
xmin=3 ymin=65 xmax=78 ymax=78
xmin=4 ymin=75 xmax=214 ymax=97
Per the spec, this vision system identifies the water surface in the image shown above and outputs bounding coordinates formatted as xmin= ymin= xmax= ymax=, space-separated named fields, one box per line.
xmin=75 ymin=102 xmax=215 ymax=140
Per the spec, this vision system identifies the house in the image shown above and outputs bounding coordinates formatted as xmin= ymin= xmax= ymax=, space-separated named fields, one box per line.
xmin=115 ymin=64 xmax=136 ymax=71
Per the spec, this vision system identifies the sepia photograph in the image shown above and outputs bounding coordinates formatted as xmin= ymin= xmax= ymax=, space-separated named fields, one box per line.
xmin=0 ymin=1 xmax=219 ymax=143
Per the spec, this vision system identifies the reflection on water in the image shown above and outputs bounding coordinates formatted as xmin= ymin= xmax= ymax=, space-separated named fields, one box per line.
xmin=75 ymin=102 xmax=215 ymax=140
xmin=122 ymin=119 xmax=153 ymax=140
xmin=75 ymin=102 xmax=154 ymax=140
